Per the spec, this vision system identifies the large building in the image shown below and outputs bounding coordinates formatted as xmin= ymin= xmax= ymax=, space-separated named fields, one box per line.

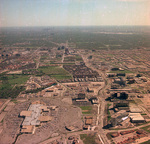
xmin=111 ymin=110 xmax=129 ymax=127
xmin=19 ymin=101 xmax=52 ymax=134
xmin=129 ymin=113 xmax=145 ymax=123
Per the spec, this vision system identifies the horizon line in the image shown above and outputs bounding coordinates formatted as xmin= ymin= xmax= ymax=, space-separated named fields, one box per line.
xmin=1 ymin=25 xmax=150 ymax=28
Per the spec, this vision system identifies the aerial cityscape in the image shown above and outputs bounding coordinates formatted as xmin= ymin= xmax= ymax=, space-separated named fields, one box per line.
xmin=0 ymin=0 xmax=150 ymax=144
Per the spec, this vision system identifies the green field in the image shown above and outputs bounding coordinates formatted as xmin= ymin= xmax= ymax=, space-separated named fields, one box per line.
xmin=7 ymin=75 xmax=29 ymax=85
xmin=0 ymin=74 xmax=28 ymax=99
xmin=80 ymin=106 xmax=92 ymax=114
xmin=38 ymin=66 xmax=72 ymax=80
xmin=109 ymin=70 xmax=133 ymax=73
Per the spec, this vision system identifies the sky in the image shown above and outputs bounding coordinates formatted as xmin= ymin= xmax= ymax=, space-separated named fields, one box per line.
xmin=0 ymin=0 xmax=150 ymax=27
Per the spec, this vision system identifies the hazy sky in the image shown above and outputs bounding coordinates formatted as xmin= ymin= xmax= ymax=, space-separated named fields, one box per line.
xmin=0 ymin=0 xmax=150 ymax=27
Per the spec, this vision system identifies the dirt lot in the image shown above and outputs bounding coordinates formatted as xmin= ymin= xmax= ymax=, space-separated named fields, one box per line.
xmin=0 ymin=99 xmax=7 ymax=110
xmin=0 ymin=112 xmax=7 ymax=123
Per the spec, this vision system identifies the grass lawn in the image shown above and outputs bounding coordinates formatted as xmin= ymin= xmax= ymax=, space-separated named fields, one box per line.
xmin=80 ymin=106 xmax=92 ymax=114
xmin=38 ymin=66 xmax=72 ymax=80
xmin=141 ymin=125 xmax=150 ymax=133
xmin=80 ymin=134 xmax=97 ymax=144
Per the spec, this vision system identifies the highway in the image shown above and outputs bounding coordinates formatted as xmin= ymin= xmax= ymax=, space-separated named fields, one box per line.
xmin=81 ymin=53 xmax=111 ymax=144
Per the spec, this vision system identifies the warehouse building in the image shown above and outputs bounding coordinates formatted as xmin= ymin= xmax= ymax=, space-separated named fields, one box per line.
xmin=19 ymin=101 xmax=52 ymax=134
xmin=129 ymin=113 xmax=145 ymax=123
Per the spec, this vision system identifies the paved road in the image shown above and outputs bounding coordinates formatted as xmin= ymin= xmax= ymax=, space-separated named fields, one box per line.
xmin=105 ymin=122 xmax=150 ymax=133
xmin=81 ymin=53 xmax=111 ymax=144
xmin=39 ymin=130 xmax=96 ymax=144
xmin=0 ymin=99 xmax=10 ymax=113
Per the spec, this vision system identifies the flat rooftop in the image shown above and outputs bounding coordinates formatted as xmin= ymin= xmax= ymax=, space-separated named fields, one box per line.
xmin=20 ymin=111 xmax=32 ymax=117
xmin=38 ymin=116 xmax=52 ymax=122
xmin=21 ymin=125 xmax=35 ymax=134
xmin=129 ymin=113 xmax=145 ymax=121
xmin=22 ymin=104 xmax=43 ymax=126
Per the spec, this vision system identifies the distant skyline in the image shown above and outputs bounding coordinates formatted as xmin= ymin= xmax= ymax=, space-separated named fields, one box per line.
xmin=0 ymin=0 xmax=150 ymax=27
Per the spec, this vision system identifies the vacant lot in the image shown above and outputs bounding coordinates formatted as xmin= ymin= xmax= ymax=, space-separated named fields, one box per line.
xmin=80 ymin=134 xmax=99 ymax=144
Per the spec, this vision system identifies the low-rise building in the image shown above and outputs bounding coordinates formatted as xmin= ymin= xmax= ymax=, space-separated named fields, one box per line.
xmin=90 ymin=96 xmax=99 ymax=104
xmin=129 ymin=113 xmax=145 ymax=123
xmin=21 ymin=125 xmax=35 ymax=134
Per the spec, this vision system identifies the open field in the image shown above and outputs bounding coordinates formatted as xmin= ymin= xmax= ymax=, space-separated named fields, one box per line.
xmin=0 ymin=74 xmax=28 ymax=99
xmin=80 ymin=106 xmax=92 ymax=114
xmin=37 ymin=66 xmax=72 ymax=80
xmin=80 ymin=134 xmax=99 ymax=144
xmin=7 ymin=75 xmax=29 ymax=85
